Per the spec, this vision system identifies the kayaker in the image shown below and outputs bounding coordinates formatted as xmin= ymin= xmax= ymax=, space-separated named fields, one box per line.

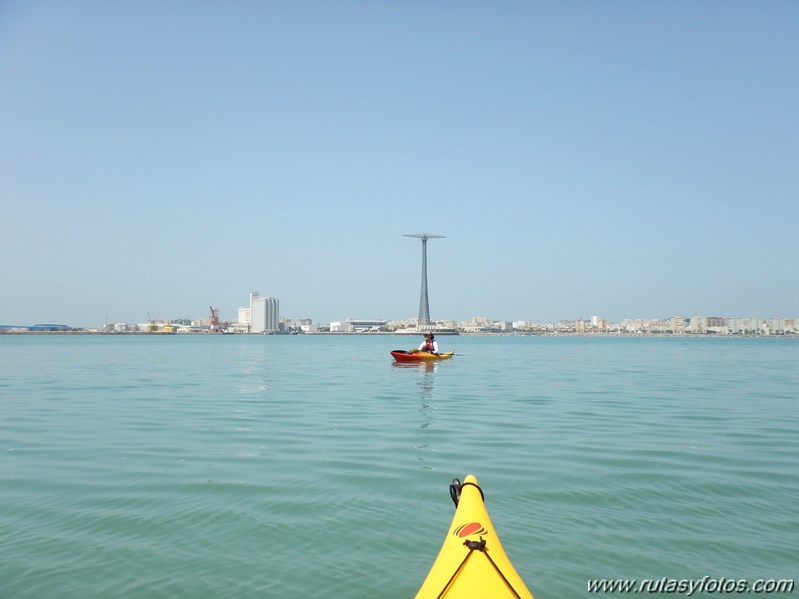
xmin=417 ymin=333 xmax=439 ymax=354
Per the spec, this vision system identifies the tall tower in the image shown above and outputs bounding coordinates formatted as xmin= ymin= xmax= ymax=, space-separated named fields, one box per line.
xmin=404 ymin=233 xmax=445 ymax=326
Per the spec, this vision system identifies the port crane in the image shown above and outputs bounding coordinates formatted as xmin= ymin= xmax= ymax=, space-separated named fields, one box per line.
xmin=209 ymin=306 xmax=220 ymax=333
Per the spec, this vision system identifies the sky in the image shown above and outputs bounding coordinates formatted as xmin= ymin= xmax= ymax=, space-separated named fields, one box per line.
xmin=1 ymin=1 xmax=797 ymax=327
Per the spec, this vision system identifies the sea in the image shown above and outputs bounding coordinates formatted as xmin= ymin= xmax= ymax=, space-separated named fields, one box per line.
xmin=1 ymin=334 xmax=797 ymax=598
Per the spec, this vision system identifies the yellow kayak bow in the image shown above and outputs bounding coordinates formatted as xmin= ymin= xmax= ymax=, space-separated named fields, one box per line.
xmin=416 ymin=475 xmax=534 ymax=598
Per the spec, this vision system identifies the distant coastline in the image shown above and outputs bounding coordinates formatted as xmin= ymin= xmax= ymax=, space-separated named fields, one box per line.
xmin=5 ymin=314 xmax=797 ymax=336
xmin=2 ymin=330 xmax=797 ymax=338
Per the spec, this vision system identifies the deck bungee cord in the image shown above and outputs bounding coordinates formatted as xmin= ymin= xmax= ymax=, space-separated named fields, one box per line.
xmin=415 ymin=475 xmax=534 ymax=598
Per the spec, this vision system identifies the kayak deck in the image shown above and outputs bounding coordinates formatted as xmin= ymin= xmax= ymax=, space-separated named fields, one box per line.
xmin=391 ymin=350 xmax=455 ymax=362
xmin=415 ymin=475 xmax=534 ymax=598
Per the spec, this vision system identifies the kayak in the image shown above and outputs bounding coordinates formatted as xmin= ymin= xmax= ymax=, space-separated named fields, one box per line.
xmin=391 ymin=350 xmax=455 ymax=363
xmin=415 ymin=475 xmax=534 ymax=599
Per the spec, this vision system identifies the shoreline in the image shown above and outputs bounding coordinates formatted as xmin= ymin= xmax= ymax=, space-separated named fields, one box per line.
xmin=1 ymin=330 xmax=796 ymax=338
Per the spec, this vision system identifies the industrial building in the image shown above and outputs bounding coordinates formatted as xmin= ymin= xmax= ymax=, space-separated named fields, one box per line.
xmin=0 ymin=324 xmax=69 ymax=332
xmin=240 ymin=292 xmax=279 ymax=333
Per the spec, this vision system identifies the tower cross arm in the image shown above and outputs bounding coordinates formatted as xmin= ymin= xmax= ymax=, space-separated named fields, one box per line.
xmin=403 ymin=233 xmax=446 ymax=240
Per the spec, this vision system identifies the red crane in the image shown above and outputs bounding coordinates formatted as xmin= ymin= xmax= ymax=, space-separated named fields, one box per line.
xmin=209 ymin=306 xmax=220 ymax=333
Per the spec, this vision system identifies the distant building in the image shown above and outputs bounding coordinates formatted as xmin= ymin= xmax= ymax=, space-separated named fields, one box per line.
xmin=727 ymin=317 xmax=764 ymax=334
xmin=688 ymin=316 xmax=707 ymax=333
xmin=0 ymin=324 xmax=69 ymax=333
xmin=670 ymin=316 xmax=685 ymax=334
xmin=248 ymin=292 xmax=279 ymax=333
xmin=293 ymin=318 xmax=316 ymax=333
xmin=330 ymin=319 xmax=387 ymax=332
xmin=0 ymin=324 xmax=69 ymax=332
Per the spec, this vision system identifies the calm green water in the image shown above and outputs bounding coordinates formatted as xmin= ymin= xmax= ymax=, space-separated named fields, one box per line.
xmin=1 ymin=335 xmax=797 ymax=597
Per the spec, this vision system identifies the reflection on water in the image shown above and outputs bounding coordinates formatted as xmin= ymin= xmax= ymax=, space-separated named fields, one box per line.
xmin=392 ymin=360 xmax=439 ymax=430
xmin=391 ymin=361 xmax=438 ymax=373
xmin=236 ymin=340 xmax=270 ymax=397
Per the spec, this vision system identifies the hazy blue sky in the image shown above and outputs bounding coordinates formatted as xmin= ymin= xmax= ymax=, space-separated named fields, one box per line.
xmin=2 ymin=1 xmax=797 ymax=327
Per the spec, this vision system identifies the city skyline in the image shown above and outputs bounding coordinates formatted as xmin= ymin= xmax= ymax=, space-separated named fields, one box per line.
xmin=1 ymin=4 xmax=797 ymax=328
xmin=4 ymin=307 xmax=798 ymax=334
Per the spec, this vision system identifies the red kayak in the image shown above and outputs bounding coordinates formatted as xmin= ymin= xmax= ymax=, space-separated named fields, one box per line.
xmin=391 ymin=350 xmax=455 ymax=363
